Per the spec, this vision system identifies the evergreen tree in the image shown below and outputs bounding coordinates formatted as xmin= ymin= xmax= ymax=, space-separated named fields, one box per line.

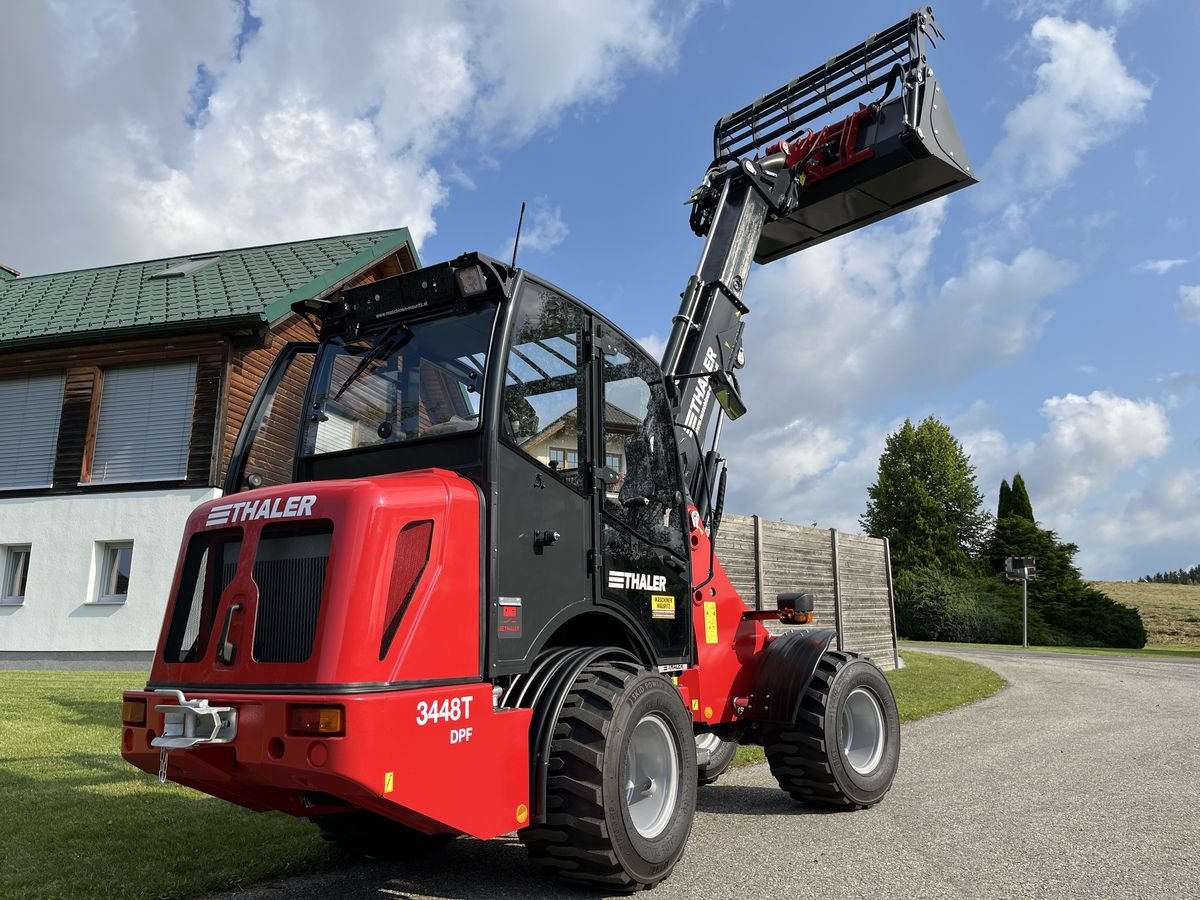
xmin=1010 ymin=472 xmax=1035 ymax=522
xmin=861 ymin=417 xmax=991 ymax=576
xmin=997 ymin=479 xmax=1013 ymax=520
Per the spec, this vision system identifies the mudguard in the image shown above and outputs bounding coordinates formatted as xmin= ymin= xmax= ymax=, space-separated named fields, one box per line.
xmin=747 ymin=629 xmax=837 ymax=723
xmin=504 ymin=646 xmax=638 ymax=823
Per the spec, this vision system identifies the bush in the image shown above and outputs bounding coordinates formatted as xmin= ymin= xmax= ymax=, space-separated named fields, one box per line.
xmin=895 ymin=567 xmax=982 ymax=642
xmin=1038 ymin=588 xmax=1147 ymax=649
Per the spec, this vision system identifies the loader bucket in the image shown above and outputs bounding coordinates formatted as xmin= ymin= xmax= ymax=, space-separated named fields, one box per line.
xmin=710 ymin=6 xmax=977 ymax=264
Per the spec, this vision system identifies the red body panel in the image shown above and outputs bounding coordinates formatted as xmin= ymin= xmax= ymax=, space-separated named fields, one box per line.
xmin=677 ymin=510 xmax=774 ymax=725
xmin=150 ymin=470 xmax=481 ymax=687
xmin=122 ymin=683 xmax=532 ymax=839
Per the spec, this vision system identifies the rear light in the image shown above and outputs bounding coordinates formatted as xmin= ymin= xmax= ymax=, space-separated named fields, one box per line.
xmin=288 ymin=705 xmax=345 ymax=736
xmin=122 ymin=698 xmax=147 ymax=726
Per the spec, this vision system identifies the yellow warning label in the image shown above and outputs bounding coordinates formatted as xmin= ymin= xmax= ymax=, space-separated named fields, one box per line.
xmin=703 ymin=601 xmax=719 ymax=644
xmin=692 ymin=698 xmax=699 ymax=711
xmin=384 ymin=771 xmax=394 ymax=794
xmin=651 ymin=594 xmax=675 ymax=620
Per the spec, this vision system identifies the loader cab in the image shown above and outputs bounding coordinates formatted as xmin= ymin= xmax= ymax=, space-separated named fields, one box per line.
xmin=226 ymin=254 xmax=692 ymax=676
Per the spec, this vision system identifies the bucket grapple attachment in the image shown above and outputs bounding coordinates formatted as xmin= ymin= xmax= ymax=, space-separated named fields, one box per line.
xmin=706 ymin=6 xmax=975 ymax=263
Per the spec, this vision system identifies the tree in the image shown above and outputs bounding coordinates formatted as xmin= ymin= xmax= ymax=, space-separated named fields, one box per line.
xmin=1010 ymin=472 xmax=1035 ymax=522
xmin=861 ymin=417 xmax=991 ymax=576
xmin=997 ymin=478 xmax=1013 ymax=520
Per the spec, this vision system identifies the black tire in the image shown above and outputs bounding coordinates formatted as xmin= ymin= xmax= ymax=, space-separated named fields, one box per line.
xmin=520 ymin=661 xmax=698 ymax=892
xmin=695 ymin=733 xmax=738 ymax=786
xmin=764 ymin=650 xmax=900 ymax=809
xmin=310 ymin=811 xmax=455 ymax=859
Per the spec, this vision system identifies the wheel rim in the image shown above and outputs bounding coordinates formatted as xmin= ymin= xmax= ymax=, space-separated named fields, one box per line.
xmin=840 ymin=687 xmax=886 ymax=775
xmin=625 ymin=713 xmax=680 ymax=839
xmin=694 ymin=733 xmax=722 ymax=753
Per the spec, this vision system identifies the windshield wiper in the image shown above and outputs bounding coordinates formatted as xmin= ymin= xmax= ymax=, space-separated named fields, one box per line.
xmin=331 ymin=324 xmax=413 ymax=402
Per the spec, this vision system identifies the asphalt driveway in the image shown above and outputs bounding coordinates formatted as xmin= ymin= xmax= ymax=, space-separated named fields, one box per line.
xmin=212 ymin=650 xmax=1200 ymax=900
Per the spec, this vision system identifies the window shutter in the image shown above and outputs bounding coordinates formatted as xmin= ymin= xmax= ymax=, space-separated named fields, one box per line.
xmin=90 ymin=361 xmax=198 ymax=484
xmin=0 ymin=373 xmax=66 ymax=490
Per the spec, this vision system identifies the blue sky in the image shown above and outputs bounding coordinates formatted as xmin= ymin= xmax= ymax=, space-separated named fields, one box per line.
xmin=2 ymin=0 xmax=1196 ymax=578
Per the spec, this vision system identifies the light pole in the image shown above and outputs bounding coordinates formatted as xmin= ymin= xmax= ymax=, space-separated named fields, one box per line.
xmin=1005 ymin=557 xmax=1037 ymax=649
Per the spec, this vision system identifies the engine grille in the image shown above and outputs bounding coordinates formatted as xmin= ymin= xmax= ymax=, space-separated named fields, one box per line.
xmin=251 ymin=523 xmax=332 ymax=664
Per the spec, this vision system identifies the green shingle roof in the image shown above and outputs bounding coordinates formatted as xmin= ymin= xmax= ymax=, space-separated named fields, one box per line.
xmin=0 ymin=228 xmax=416 ymax=348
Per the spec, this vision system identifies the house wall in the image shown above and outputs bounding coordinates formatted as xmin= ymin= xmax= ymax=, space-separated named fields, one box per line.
xmin=0 ymin=487 xmax=219 ymax=652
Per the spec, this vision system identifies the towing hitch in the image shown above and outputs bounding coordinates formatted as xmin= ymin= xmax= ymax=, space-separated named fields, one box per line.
xmin=150 ymin=689 xmax=237 ymax=749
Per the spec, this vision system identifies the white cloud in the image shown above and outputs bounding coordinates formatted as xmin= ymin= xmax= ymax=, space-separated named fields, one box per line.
xmin=636 ymin=333 xmax=667 ymax=361
xmin=1134 ymin=259 xmax=1187 ymax=275
xmin=1178 ymin=285 xmax=1200 ymax=325
xmin=981 ymin=17 xmax=1151 ymax=210
xmin=0 ymin=0 xmax=687 ymax=274
xmin=506 ymin=198 xmax=568 ymax=257
xmin=739 ymin=202 xmax=1076 ymax=422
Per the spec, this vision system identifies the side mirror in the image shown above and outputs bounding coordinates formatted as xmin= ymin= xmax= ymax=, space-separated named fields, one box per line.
xmin=709 ymin=369 xmax=747 ymax=421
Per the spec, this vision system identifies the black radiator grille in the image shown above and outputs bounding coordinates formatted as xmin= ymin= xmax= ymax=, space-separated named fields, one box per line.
xmin=251 ymin=522 xmax=332 ymax=664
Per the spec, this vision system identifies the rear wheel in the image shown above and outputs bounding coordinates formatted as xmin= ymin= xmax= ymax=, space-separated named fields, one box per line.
xmin=310 ymin=811 xmax=455 ymax=859
xmin=520 ymin=661 xmax=697 ymax=891
xmin=764 ymin=650 xmax=900 ymax=809
xmin=695 ymin=733 xmax=738 ymax=785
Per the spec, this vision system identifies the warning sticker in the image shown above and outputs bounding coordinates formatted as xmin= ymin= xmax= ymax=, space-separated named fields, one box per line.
xmin=384 ymin=771 xmax=395 ymax=794
xmin=703 ymin=601 xmax=719 ymax=644
xmin=498 ymin=597 xmax=522 ymax=640
xmin=650 ymin=594 xmax=676 ymax=620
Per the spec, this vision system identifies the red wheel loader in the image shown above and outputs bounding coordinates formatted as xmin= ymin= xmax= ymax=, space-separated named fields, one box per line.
xmin=121 ymin=7 xmax=974 ymax=890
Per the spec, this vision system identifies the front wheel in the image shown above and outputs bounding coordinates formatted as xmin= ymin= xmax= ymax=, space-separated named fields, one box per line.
xmin=695 ymin=732 xmax=738 ymax=785
xmin=520 ymin=661 xmax=698 ymax=891
xmin=764 ymin=650 xmax=900 ymax=809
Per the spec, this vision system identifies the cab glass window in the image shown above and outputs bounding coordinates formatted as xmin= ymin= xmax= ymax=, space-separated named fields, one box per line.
xmin=600 ymin=332 xmax=685 ymax=556
xmin=501 ymin=287 xmax=588 ymax=492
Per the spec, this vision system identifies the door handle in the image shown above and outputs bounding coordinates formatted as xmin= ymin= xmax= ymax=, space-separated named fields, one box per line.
xmin=217 ymin=603 xmax=243 ymax=666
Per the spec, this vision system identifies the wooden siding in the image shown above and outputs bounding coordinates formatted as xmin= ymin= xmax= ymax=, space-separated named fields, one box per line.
xmin=716 ymin=514 xmax=899 ymax=670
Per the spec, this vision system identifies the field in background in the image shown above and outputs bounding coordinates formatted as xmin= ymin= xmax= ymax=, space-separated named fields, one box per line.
xmin=1090 ymin=581 xmax=1200 ymax=646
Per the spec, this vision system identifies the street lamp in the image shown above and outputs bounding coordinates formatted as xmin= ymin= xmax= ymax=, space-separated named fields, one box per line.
xmin=1005 ymin=557 xmax=1037 ymax=649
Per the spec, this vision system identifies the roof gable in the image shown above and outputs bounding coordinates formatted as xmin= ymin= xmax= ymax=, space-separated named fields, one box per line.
xmin=0 ymin=228 xmax=415 ymax=348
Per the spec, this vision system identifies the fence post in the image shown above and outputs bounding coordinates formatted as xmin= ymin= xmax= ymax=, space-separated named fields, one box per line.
xmin=884 ymin=536 xmax=900 ymax=669
xmin=830 ymin=528 xmax=844 ymax=650
xmin=752 ymin=515 xmax=764 ymax=611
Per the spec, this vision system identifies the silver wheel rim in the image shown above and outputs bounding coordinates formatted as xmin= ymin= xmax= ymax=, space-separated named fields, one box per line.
xmin=841 ymin=687 xmax=885 ymax=775
xmin=694 ymin=733 xmax=722 ymax=754
xmin=625 ymin=713 xmax=679 ymax=839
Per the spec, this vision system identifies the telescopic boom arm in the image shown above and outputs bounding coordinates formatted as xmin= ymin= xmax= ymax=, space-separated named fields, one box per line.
xmin=661 ymin=5 xmax=976 ymax=519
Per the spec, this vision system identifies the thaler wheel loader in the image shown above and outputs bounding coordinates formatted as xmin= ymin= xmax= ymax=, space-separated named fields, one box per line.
xmin=122 ymin=7 xmax=974 ymax=890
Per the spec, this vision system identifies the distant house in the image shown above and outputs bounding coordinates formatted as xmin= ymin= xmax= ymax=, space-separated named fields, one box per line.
xmin=0 ymin=229 xmax=418 ymax=661
xmin=520 ymin=403 xmax=641 ymax=480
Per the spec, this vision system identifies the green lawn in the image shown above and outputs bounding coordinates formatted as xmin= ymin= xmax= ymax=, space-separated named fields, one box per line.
xmin=732 ymin=649 xmax=1004 ymax=768
xmin=1 ymin=652 xmax=1004 ymax=899
xmin=0 ymin=671 xmax=337 ymax=900
xmin=901 ymin=638 xmax=1200 ymax=660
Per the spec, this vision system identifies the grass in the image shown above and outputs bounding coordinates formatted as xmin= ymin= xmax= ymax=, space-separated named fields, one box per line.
xmin=1089 ymin=580 xmax=1200 ymax=647
xmin=0 ymin=671 xmax=338 ymax=900
xmin=901 ymin=638 xmax=1200 ymax=660
xmin=731 ymin=649 xmax=1004 ymax=769
xmin=2 ymin=653 xmax=1005 ymax=899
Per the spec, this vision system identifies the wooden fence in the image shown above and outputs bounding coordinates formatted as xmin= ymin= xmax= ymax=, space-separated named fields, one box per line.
xmin=716 ymin=515 xmax=900 ymax=670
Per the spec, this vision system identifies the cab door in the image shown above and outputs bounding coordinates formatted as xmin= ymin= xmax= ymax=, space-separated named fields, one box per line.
xmin=490 ymin=282 xmax=595 ymax=676
xmin=594 ymin=325 xmax=692 ymax=667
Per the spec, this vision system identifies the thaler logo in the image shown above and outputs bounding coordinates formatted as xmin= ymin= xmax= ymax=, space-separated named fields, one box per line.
xmin=608 ymin=570 xmax=667 ymax=592
xmin=205 ymin=495 xmax=316 ymax=527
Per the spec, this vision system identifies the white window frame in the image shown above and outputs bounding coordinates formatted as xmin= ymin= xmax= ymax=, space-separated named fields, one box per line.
xmin=1 ymin=545 xmax=31 ymax=605
xmin=93 ymin=541 xmax=134 ymax=605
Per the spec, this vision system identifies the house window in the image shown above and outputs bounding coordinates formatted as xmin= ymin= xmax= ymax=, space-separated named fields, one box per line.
xmin=89 ymin=361 xmax=197 ymax=484
xmin=0 ymin=373 xmax=66 ymax=490
xmin=95 ymin=542 xmax=134 ymax=604
xmin=1 ymin=545 xmax=31 ymax=604
xmin=548 ymin=447 xmax=579 ymax=471
xmin=606 ymin=452 xmax=623 ymax=472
